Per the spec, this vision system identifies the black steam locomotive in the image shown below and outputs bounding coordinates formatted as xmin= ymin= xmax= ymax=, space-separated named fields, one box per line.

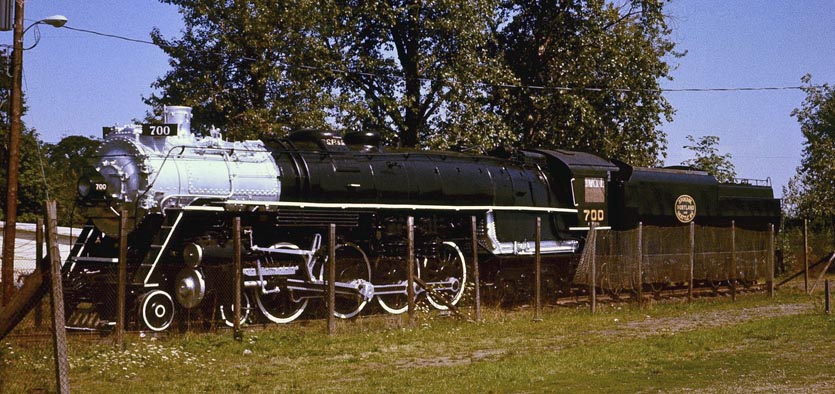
xmin=64 ymin=106 xmax=780 ymax=331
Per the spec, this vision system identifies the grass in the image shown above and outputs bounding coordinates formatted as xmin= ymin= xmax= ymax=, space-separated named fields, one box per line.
xmin=2 ymin=290 xmax=835 ymax=393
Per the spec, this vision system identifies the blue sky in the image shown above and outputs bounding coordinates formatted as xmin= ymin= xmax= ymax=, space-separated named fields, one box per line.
xmin=661 ymin=1 xmax=835 ymax=198
xmin=9 ymin=1 xmax=835 ymax=198
xmin=12 ymin=1 xmax=182 ymax=137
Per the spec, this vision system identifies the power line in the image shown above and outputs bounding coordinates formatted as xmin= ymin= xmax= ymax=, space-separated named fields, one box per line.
xmin=58 ymin=24 xmax=824 ymax=95
xmin=661 ymin=86 xmax=807 ymax=93
xmin=61 ymin=25 xmax=158 ymax=46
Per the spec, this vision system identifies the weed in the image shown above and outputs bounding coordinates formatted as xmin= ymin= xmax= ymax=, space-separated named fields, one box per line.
xmin=1 ymin=291 xmax=831 ymax=393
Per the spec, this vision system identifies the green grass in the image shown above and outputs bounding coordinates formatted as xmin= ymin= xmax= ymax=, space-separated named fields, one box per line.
xmin=2 ymin=291 xmax=834 ymax=393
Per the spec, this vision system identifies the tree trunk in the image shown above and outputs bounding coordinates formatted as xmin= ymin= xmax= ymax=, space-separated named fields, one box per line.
xmin=401 ymin=1 xmax=421 ymax=148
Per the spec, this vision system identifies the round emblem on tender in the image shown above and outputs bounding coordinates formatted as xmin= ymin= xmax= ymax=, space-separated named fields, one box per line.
xmin=675 ymin=195 xmax=696 ymax=223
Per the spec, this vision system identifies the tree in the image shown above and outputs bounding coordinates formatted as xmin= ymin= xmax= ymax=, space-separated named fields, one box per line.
xmin=783 ymin=75 xmax=835 ymax=218
xmin=496 ymin=0 xmax=679 ymax=165
xmin=0 ymin=129 xmax=52 ymax=223
xmin=0 ymin=50 xmax=51 ymax=223
xmin=149 ymin=0 xmax=514 ymax=148
xmin=45 ymin=135 xmax=101 ymax=225
xmin=330 ymin=0 xmax=515 ymax=148
xmin=150 ymin=0 xmax=679 ymax=159
xmin=147 ymin=0 xmax=340 ymax=140
xmin=680 ymin=134 xmax=736 ymax=183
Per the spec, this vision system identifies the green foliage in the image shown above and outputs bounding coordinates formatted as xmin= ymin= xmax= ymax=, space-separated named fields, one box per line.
xmin=149 ymin=0 xmax=678 ymax=159
xmin=330 ymin=0 xmax=515 ymax=149
xmin=0 ymin=129 xmax=51 ymax=223
xmin=680 ymin=134 xmax=736 ymax=183
xmin=784 ymin=74 xmax=835 ymax=218
xmin=0 ymin=50 xmax=52 ymax=223
xmin=45 ymin=135 xmax=101 ymax=225
xmin=148 ymin=0 xmax=515 ymax=148
xmin=0 ymin=131 xmax=100 ymax=226
xmin=147 ymin=0 xmax=340 ymax=140
xmin=779 ymin=217 xmax=833 ymax=276
xmin=496 ymin=0 xmax=680 ymax=165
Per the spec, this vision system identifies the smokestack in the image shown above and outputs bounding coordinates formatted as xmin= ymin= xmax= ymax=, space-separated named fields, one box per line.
xmin=164 ymin=106 xmax=193 ymax=137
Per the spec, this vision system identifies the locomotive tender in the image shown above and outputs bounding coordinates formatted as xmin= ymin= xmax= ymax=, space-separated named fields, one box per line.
xmin=65 ymin=106 xmax=780 ymax=331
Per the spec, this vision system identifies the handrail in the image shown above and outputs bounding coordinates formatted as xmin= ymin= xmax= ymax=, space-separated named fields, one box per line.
xmin=730 ymin=177 xmax=771 ymax=187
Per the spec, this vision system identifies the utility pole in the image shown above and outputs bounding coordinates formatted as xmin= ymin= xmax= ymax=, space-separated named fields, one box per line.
xmin=2 ymin=0 xmax=24 ymax=306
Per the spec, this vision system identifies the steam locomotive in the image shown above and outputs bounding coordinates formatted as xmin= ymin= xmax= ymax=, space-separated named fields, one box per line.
xmin=64 ymin=106 xmax=780 ymax=331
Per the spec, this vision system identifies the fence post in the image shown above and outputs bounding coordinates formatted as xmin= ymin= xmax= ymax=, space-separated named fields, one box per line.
xmin=590 ymin=223 xmax=597 ymax=314
xmin=470 ymin=216 xmax=481 ymax=322
xmin=534 ymin=217 xmax=542 ymax=321
xmin=35 ymin=217 xmax=44 ymax=329
xmin=233 ymin=217 xmax=243 ymax=340
xmin=637 ymin=222 xmax=643 ymax=307
xmin=328 ymin=223 xmax=336 ymax=335
xmin=117 ymin=209 xmax=128 ymax=350
xmin=825 ymin=279 xmax=831 ymax=314
xmin=731 ymin=220 xmax=736 ymax=301
xmin=804 ymin=219 xmax=809 ymax=294
xmin=769 ymin=223 xmax=775 ymax=298
xmin=407 ymin=216 xmax=416 ymax=327
xmin=46 ymin=201 xmax=70 ymax=394
xmin=689 ymin=222 xmax=694 ymax=302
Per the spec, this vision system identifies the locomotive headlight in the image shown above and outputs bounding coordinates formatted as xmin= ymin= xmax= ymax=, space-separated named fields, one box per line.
xmin=77 ymin=175 xmax=108 ymax=199
xmin=77 ymin=178 xmax=92 ymax=198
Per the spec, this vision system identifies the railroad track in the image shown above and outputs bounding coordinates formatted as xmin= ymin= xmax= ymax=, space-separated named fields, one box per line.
xmin=2 ymin=282 xmax=767 ymax=341
xmin=552 ymin=282 xmax=766 ymax=307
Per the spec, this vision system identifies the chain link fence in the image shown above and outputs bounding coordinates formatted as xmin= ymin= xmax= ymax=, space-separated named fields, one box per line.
xmin=574 ymin=224 xmax=772 ymax=294
xmin=781 ymin=218 xmax=834 ymax=277
xmin=0 ymin=278 xmax=57 ymax=394
xmin=0 ymin=216 xmax=812 ymax=392
xmin=1 ymin=215 xmax=72 ymax=394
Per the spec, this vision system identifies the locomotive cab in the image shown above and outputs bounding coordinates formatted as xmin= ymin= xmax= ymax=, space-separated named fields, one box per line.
xmin=532 ymin=149 xmax=619 ymax=231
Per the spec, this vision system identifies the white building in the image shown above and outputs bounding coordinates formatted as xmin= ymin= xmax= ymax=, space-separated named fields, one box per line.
xmin=0 ymin=222 xmax=78 ymax=283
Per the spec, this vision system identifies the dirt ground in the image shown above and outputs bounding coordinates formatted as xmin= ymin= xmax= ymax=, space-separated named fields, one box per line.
xmin=607 ymin=302 xmax=815 ymax=339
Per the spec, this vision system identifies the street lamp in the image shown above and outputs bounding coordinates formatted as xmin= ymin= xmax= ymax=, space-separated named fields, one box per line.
xmin=37 ymin=15 xmax=67 ymax=28
xmin=1 ymin=5 xmax=67 ymax=306
xmin=21 ymin=15 xmax=67 ymax=49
